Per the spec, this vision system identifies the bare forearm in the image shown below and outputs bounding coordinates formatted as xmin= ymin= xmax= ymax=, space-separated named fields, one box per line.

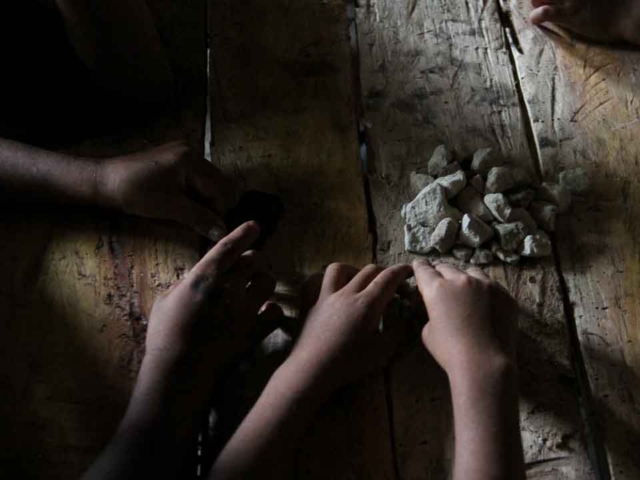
xmin=0 ymin=138 xmax=113 ymax=206
xmin=209 ymin=359 xmax=332 ymax=480
xmin=449 ymin=359 xmax=525 ymax=480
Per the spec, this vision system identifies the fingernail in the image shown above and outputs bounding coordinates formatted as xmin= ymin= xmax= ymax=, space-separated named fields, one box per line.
xmin=206 ymin=225 xmax=227 ymax=242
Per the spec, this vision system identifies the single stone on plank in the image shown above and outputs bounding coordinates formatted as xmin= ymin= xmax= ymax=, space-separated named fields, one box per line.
xmin=469 ymin=174 xmax=485 ymax=194
xmin=508 ymin=208 xmax=538 ymax=234
xmin=409 ymin=172 xmax=435 ymax=197
xmin=435 ymin=170 xmax=467 ymax=199
xmin=404 ymin=224 xmax=433 ymax=254
xmin=491 ymin=242 xmax=521 ymax=264
xmin=507 ymin=189 xmax=535 ymax=208
xmin=452 ymin=246 xmax=473 ymax=262
xmin=471 ymin=148 xmax=503 ymax=174
xmin=484 ymin=193 xmax=512 ymax=223
xmin=536 ymin=182 xmax=571 ymax=213
xmin=559 ymin=167 xmax=590 ymax=194
xmin=456 ymin=186 xmax=493 ymax=222
xmin=470 ymin=248 xmax=494 ymax=265
xmin=485 ymin=166 xmax=518 ymax=193
xmin=430 ymin=218 xmax=459 ymax=253
xmin=529 ymin=201 xmax=556 ymax=232
xmin=518 ymin=231 xmax=552 ymax=257
xmin=428 ymin=145 xmax=455 ymax=177
xmin=401 ymin=183 xmax=463 ymax=228
xmin=459 ymin=214 xmax=494 ymax=248
xmin=494 ymin=222 xmax=528 ymax=251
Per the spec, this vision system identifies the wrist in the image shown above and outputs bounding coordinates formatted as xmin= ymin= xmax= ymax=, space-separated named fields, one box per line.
xmin=94 ymin=160 xmax=122 ymax=209
xmin=448 ymin=353 xmax=517 ymax=392
xmin=275 ymin=355 xmax=337 ymax=404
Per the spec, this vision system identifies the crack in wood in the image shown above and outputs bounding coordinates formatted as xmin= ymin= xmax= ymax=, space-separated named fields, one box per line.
xmin=495 ymin=1 xmax=613 ymax=477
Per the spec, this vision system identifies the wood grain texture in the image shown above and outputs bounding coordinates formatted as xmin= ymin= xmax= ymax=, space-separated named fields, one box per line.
xmin=505 ymin=2 xmax=640 ymax=478
xmin=0 ymin=1 xmax=206 ymax=477
xmin=208 ymin=1 xmax=395 ymax=478
xmin=356 ymin=0 xmax=593 ymax=477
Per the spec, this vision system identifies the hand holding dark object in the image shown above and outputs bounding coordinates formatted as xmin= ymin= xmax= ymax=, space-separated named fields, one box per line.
xmin=99 ymin=141 xmax=230 ymax=241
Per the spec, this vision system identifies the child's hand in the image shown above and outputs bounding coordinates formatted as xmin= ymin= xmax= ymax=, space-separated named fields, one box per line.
xmin=129 ymin=222 xmax=281 ymax=434
xmin=413 ymin=260 xmax=519 ymax=379
xmin=99 ymin=141 xmax=230 ymax=241
xmin=287 ymin=263 xmax=412 ymax=393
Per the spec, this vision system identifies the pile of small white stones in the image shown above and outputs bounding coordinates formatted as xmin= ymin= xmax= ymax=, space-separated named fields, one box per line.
xmin=401 ymin=145 xmax=586 ymax=265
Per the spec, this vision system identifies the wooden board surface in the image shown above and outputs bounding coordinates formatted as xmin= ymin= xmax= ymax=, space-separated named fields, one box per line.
xmin=355 ymin=0 xmax=593 ymax=477
xmin=506 ymin=2 xmax=640 ymax=478
xmin=208 ymin=0 xmax=393 ymax=478
xmin=0 ymin=1 xmax=206 ymax=477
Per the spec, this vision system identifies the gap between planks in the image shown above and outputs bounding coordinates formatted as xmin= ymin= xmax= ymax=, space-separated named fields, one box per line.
xmin=494 ymin=1 xmax=611 ymax=478
xmin=347 ymin=2 xmax=402 ymax=479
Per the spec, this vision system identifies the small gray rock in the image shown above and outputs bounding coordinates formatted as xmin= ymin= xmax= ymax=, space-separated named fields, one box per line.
xmin=409 ymin=172 xmax=435 ymax=197
xmin=559 ymin=167 xmax=590 ymax=194
xmin=494 ymin=222 xmax=528 ymax=251
xmin=455 ymin=186 xmax=494 ymax=222
xmin=491 ymin=243 xmax=521 ymax=264
xmin=507 ymin=189 xmax=536 ymax=208
xmin=452 ymin=246 xmax=474 ymax=262
xmin=485 ymin=166 xmax=517 ymax=193
xmin=536 ymin=182 xmax=571 ymax=213
xmin=529 ymin=201 xmax=556 ymax=232
xmin=518 ymin=231 xmax=552 ymax=258
xmin=431 ymin=218 xmax=459 ymax=253
xmin=470 ymin=248 xmax=494 ymax=265
xmin=428 ymin=145 xmax=454 ymax=177
xmin=469 ymin=174 xmax=485 ymax=194
xmin=435 ymin=170 xmax=467 ymax=199
xmin=471 ymin=148 xmax=503 ymax=174
xmin=402 ymin=183 xmax=463 ymax=228
xmin=459 ymin=214 xmax=494 ymax=248
xmin=508 ymin=208 xmax=538 ymax=234
xmin=404 ymin=224 xmax=434 ymax=254
xmin=484 ymin=193 xmax=512 ymax=222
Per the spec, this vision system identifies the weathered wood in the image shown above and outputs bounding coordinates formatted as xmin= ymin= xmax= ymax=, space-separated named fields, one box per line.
xmin=0 ymin=1 xmax=206 ymax=477
xmin=208 ymin=0 xmax=395 ymax=477
xmin=505 ymin=2 xmax=640 ymax=478
xmin=356 ymin=0 xmax=592 ymax=477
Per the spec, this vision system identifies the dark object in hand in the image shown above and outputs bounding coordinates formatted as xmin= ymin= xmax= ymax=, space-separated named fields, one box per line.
xmin=225 ymin=191 xmax=285 ymax=249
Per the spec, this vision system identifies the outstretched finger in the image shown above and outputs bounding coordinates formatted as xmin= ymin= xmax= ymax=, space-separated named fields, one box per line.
xmin=188 ymin=222 xmax=260 ymax=287
xmin=362 ymin=264 xmax=413 ymax=310
xmin=164 ymin=194 xmax=227 ymax=242
xmin=321 ymin=263 xmax=358 ymax=297
xmin=345 ymin=264 xmax=384 ymax=293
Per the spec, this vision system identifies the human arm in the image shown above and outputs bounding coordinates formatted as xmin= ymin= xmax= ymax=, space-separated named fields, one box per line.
xmin=413 ymin=260 xmax=525 ymax=480
xmin=0 ymin=138 xmax=228 ymax=240
xmin=208 ymin=262 xmax=413 ymax=480
xmin=83 ymin=222 xmax=282 ymax=480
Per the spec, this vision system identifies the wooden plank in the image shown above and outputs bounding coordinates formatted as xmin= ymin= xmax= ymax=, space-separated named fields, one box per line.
xmin=355 ymin=0 xmax=593 ymax=477
xmin=0 ymin=1 xmax=206 ymax=477
xmin=504 ymin=2 xmax=640 ymax=478
xmin=208 ymin=0 xmax=395 ymax=478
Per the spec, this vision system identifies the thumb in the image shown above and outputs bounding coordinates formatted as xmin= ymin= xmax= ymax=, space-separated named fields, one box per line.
xmin=166 ymin=195 xmax=227 ymax=242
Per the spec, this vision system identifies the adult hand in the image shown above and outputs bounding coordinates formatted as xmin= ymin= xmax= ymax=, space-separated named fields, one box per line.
xmin=99 ymin=141 xmax=230 ymax=241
